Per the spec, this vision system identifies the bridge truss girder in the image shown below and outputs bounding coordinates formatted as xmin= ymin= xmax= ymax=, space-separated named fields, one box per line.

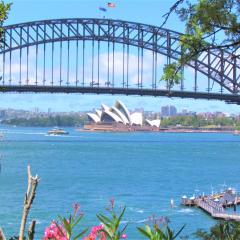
xmin=0 ymin=18 xmax=240 ymax=103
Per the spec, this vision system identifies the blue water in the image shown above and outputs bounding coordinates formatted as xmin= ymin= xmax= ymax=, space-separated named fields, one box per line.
xmin=1 ymin=126 xmax=240 ymax=239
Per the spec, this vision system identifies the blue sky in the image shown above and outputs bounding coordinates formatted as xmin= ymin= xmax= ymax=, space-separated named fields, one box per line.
xmin=0 ymin=0 xmax=239 ymax=114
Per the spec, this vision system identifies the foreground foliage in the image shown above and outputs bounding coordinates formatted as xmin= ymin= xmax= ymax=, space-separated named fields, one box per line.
xmin=44 ymin=201 xmax=185 ymax=240
xmin=95 ymin=199 xmax=127 ymax=240
xmin=44 ymin=204 xmax=88 ymax=240
xmin=161 ymin=0 xmax=240 ymax=87
xmin=137 ymin=217 xmax=185 ymax=240
xmin=195 ymin=221 xmax=240 ymax=240
xmin=0 ymin=1 xmax=11 ymax=46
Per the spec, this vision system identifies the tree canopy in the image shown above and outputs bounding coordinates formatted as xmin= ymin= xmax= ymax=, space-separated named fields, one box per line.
xmin=194 ymin=221 xmax=240 ymax=240
xmin=0 ymin=1 xmax=11 ymax=47
xmin=161 ymin=0 xmax=240 ymax=88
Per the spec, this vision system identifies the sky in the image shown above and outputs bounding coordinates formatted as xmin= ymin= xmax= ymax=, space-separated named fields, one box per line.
xmin=0 ymin=0 xmax=240 ymax=114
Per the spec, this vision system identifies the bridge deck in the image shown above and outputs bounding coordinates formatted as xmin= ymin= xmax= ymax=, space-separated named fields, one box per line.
xmin=1 ymin=85 xmax=240 ymax=105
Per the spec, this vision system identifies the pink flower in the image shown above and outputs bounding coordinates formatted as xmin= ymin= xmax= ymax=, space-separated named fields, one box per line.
xmin=83 ymin=232 xmax=96 ymax=240
xmin=121 ymin=234 xmax=127 ymax=239
xmin=73 ymin=203 xmax=80 ymax=216
xmin=100 ymin=232 xmax=106 ymax=240
xmin=44 ymin=222 xmax=68 ymax=240
xmin=109 ymin=198 xmax=115 ymax=209
xmin=89 ymin=233 xmax=97 ymax=240
xmin=84 ymin=224 xmax=105 ymax=240
xmin=91 ymin=225 xmax=103 ymax=234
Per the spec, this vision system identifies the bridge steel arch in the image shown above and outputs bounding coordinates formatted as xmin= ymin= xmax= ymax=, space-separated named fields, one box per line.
xmin=1 ymin=18 xmax=240 ymax=103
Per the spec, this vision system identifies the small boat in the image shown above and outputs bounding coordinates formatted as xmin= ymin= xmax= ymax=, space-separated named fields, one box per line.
xmin=233 ymin=130 xmax=240 ymax=135
xmin=47 ymin=128 xmax=69 ymax=136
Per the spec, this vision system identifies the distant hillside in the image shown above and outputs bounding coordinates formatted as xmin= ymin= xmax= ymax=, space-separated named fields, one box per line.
xmin=1 ymin=115 xmax=88 ymax=127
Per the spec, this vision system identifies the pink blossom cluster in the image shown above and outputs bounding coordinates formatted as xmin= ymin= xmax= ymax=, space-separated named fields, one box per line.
xmin=44 ymin=222 xmax=68 ymax=240
xmin=83 ymin=224 xmax=127 ymax=240
xmin=83 ymin=224 xmax=106 ymax=240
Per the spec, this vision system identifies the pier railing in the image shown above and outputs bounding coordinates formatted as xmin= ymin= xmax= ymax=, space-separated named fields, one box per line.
xmin=195 ymin=198 xmax=240 ymax=221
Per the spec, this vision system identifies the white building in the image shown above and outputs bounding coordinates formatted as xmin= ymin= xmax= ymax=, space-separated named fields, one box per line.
xmin=87 ymin=100 xmax=160 ymax=128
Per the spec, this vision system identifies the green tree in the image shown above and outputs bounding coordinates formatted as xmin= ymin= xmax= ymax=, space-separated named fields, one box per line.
xmin=161 ymin=63 xmax=182 ymax=90
xmin=161 ymin=0 xmax=240 ymax=86
xmin=0 ymin=1 xmax=11 ymax=45
xmin=194 ymin=221 xmax=240 ymax=240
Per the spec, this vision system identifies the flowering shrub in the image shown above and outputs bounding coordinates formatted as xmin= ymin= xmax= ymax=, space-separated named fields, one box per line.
xmin=44 ymin=222 xmax=68 ymax=240
xmin=137 ymin=216 xmax=185 ymax=240
xmin=44 ymin=203 xmax=88 ymax=240
xmin=43 ymin=201 xmax=185 ymax=240
xmin=83 ymin=224 xmax=106 ymax=240
xmin=96 ymin=199 xmax=127 ymax=240
xmin=83 ymin=224 xmax=127 ymax=240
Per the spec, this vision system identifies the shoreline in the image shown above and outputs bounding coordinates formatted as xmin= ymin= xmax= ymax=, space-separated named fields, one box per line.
xmin=1 ymin=124 xmax=238 ymax=134
xmin=160 ymin=129 xmax=234 ymax=133
xmin=78 ymin=128 xmax=236 ymax=133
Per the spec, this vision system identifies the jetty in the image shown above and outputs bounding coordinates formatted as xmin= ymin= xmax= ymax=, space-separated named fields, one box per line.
xmin=182 ymin=188 xmax=240 ymax=221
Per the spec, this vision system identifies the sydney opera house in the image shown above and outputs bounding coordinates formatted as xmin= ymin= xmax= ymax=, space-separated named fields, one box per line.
xmin=83 ymin=100 xmax=161 ymax=132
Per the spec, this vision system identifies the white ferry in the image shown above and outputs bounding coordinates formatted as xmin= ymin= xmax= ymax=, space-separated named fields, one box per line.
xmin=47 ymin=127 xmax=69 ymax=136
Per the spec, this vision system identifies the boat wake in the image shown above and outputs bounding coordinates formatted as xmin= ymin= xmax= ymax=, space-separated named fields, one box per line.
xmin=129 ymin=207 xmax=144 ymax=214
xmin=177 ymin=209 xmax=195 ymax=214
xmin=45 ymin=134 xmax=81 ymax=138
xmin=120 ymin=218 xmax=149 ymax=224
xmin=4 ymin=130 xmax=46 ymax=135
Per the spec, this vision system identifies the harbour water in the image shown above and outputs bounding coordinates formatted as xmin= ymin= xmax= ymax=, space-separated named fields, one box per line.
xmin=1 ymin=126 xmax=240 ymax=239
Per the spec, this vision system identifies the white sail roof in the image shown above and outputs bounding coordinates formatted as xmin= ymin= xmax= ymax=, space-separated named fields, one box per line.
xmin=87 ymin=113 xmax=101 ymax=123
xmin=131 ymin=112 xmax=143 ymax=126
xmin=101 ymin=103 xmax=110 ymax=111
xmin=111 ymin=106 xmax=130 ymax=125
xmin=146 ymin=119 xmax=161 ymax=128
xmin=96 ymin=109 xmax=102 ymax=118
xmin=115 ymin=100 xmax=132 ymax=124
xmin=101 ymin=109 xmax=124 ymax=123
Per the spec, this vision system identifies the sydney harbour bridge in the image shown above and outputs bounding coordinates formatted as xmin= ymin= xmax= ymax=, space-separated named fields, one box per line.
xmin=0 ymin=18 xmax=240 ymax=104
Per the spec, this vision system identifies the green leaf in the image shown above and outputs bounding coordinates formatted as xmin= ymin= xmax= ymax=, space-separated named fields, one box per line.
xmin=115 ymin=207 xmax=126 ymax=230
xmin=172 ymin=224 xmax=185 ymax=239
xmin=97 ymin=214 xmax=112 ymax=229
xmin=63 ymin=218 xmax=72 ymax=237
xmin=72 ymin=214 xmax=84 ymax=229
xmin=137 ymin=227 xmax=152 ymax=239
xmin=161 ymin=62 xmax=182 ymax=89
xmin=73 ymin=228 xmax=89 ymax=240
xmin=97 ymin=213 xmax=113 ymax=226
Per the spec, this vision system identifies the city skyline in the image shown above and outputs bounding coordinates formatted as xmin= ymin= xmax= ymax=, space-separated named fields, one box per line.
xmin=1 ymin=101 xmax=239 ymax=117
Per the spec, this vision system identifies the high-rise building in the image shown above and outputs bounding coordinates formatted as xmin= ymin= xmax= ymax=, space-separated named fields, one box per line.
xmin=0 ymin=110 xmax=6 ymax=119
xmin=161 ymin=105 xmax=177 ymax=117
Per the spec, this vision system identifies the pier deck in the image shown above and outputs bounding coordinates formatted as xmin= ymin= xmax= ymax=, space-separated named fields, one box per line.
xmin=195 ymin=199 xmax=240 ymax=221
xmin=182 ymin=194 xmax=240 ymax=221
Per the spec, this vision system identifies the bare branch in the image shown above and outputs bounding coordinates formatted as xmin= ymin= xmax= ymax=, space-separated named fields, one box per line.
xmin=19 ymin=166 xmax=40 ymax=240
xmin=160 ymin=0 xmax=185 ymax=28
xmin=27 ymin=220 xmax=36 ymax=240
xmin=0 ymin=228 xmax=6 ymax=240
